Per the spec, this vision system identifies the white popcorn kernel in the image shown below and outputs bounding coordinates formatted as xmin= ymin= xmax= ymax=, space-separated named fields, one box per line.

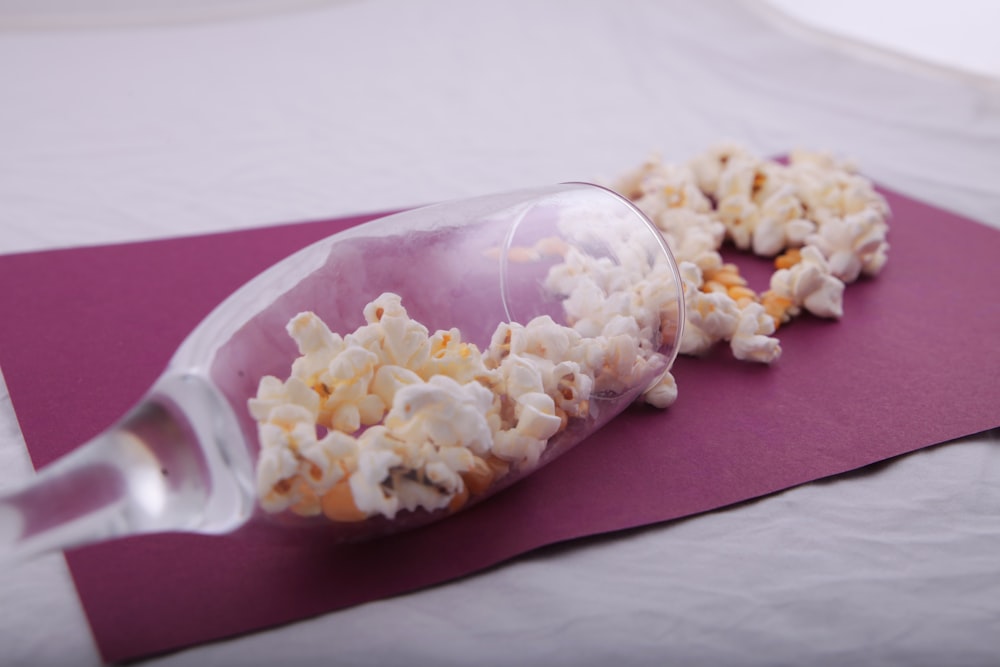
xmin=287 ymin=315 xmax=345 ymax=384
xmin=264 ymin=403 xmax=316 ymax=434
xmin=751 ymin=185 xmax=815 ymax=257
xmin=624 ymin=160 xmax=715 ymax=222
xmin=664 ymin=221 xmax=725 ymax=272
xmin=349 ymin=472 xmax=398 ymax=519
xmin=770 ymin=245 xmax=845 ymax=319
xmin=322 ymin=345 xmax=379 ymax=402
xmin=255 ymin=445 xmax=301 ymax=512
xmin=862 ymin=242 xmax=889 ymax=276
xmin=499 ymin=354 xmax=546 ymax=401
xmin=806 ymin=208 xmax=889 ymax=283
xmin=330 ymin=403 xmax=361 ymax=433
xmin=371 ymin=364 xmax=423 ymax=407
xmin=548 ymin=361 xmax=593 ymax=417
xmin=385 ymin=375 xmax=495 ymax=454
xmin=513 ymin=392 xmax=562 ymax=441
xmin=602 ymin=333 xmax=641 ymax=386
xmin=249 ymin=376 xmax=320 ymax=423
xmin=357 ymin=393 xmax=387 ymax=426
xmin=424 ymin=460 xmax=463 ymax=495
xmin=299 ymin=430 xmax=357 ymax=490
xmin=716 ymin=192 xmax=758 ymax=250
xmin=492 ymin=429 xmax=546 ymax=469
xmin=287 ymin=311 xmax=342 ymax=356
xmin=685 ymin=289 xmax=740 ymax=346
xmin=349 ymin=430 xmax=404 ymax=519
xmin=419 ymin=327 xmax=493 ymax=385
xmin=377 ymin=308 xmax=431 ymax=369
xmin=511 ymin=316 xmax=579 ymax=362
xmin=687 ymin=142 xmax=754 ymax=195
xmin=641 ymin=371 xmax=678 ymax=408
xmin=362 ymin=292 xmax=408 ymax=323
xmin=435 ymin=444 xmax=476 ymax=474
xmin=730 ymin=303 xmax=782 ymax=363
xmin=393 ymin=476 xmax=452 ymax=514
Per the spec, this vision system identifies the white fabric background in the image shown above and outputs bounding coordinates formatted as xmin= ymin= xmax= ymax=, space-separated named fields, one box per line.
xmin=1 ymin=1 xmax=998 ymax=665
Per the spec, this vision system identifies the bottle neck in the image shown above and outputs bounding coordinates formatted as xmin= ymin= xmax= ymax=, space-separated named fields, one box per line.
xmin=0 ymin=372 xmax=254 ymax=563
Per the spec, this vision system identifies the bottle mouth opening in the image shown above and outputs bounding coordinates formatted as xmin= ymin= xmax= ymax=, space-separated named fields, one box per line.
xmin=498 ymin=182 xmax=685 ymax=377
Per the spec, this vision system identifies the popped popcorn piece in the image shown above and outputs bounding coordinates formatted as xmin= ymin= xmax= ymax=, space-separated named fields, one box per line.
xmin=676 ymin=260 xmax=782 ymax=363
xmin=608 ymin=143 xmax=892 ymax=363
xmin=788 ymin=150 xmax=890 ymax=222
xmin=613 ymin=157 xmax=714 ymax=219
xmin=677 ymin=262 xmax=740 ymax=355
xmin=767 ymin=245 xmax=845 ymax=319
xmin=751 ymin=185 xmax=816 ymax=257
xmin=248 ymin=375 xmax=319 ymax=424
xmin=805 ymin=208 xmax=889 ymax=283
xmin=357 ymin=292 xmax=431 ymax=369
xmin=730 ymin=303 xmax=782 ymax=363
xmin=329 ymin=347 xmax=380 ymax=426
xmin=349 ymin=427 xmax=405 ymax=519
xmin=641 ymin=371 xmax=678 ymax=409
xmin=687 ymin=142 xmax=755 ymax=195
xmin=384 ymin=375 xmax=495 ymax=454
xmin=253 ymin=401 xmax=356 ymax=515
xmin=287 ymin=312 xmax=346 ymax=382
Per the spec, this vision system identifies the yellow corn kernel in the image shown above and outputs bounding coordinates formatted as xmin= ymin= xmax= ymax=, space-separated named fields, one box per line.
xmin=702 ymin=280 xmax=728 ymax=294
xmin=485 ymin=454 xmax=511 ymax=482
xmin=727 ymin=285 xmax=758 ymax=302
xmin=534 ymin=236 xmax=570 ymax=257
xmin=761 ymin=291 xmax=794 ymax=329
xmin=705 ymin=264 xmax=747 ymax=288
xmin=774 ymin=248 xmax=802 ymax=270
xmin=321 ymin=479 xmax=368 ymax=522
xmin=507 ymin=246 xmax=541 ymax=263
xmin=447 ymin=483 xmax=470 ymax=513
xmin=462 ymin=456 xmax=495 ymax=496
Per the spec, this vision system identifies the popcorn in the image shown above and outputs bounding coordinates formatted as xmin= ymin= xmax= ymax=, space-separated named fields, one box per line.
xmin=317 ymin=345 xmax=380 ymax=432
xmin=511 ymin=392 xmax=562 ymax=442
xmin=418 ymin=327 xmax=493 ymax=385
xmin=384 ymin=375 xmax=495 ymax=454
xmin=607 ymin=143 xmax=891 ymax=364
xmin=641 ymin=371 xmax=678 ymax=409
xmin=730 ymin=303 xmax=782 ymax=363
xmin=349 ymin=428 xmax=404 ymax=519
xmin=250 ymin=277 xmax=673 ymax=522
xmin=254 ymin=402 xmax=355 ymax=515
xmin=805 ymin=208 xmax=889 ymax=283
xmin=614 ymin=158 xmax=714 ymax=220
xmin=357 ymin=292 xmax=431 ymax=369
xmin=299 ymin=430 xmax=357 ymax=490
xmin=371 ymin=364 xmax=423 ymax=407
xmin=767 ymin=245 xmax=845 ymax=319
xmin=287 ymin=312 xmax=346 ymax=382
xmin=687 ymin=142 xmax=755 ymax=195
xmin=751 ymin=185 xmax=816 ymax=257
xmin=248 ymin=375 xmax=319 ymax=424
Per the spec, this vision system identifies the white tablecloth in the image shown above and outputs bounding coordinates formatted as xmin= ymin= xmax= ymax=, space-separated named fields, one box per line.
xmin=2 ymin=1 xmax=998 ymax=665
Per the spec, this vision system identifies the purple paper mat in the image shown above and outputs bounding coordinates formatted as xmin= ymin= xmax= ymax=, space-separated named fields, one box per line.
xmin=0 ymin=188 xmax=998 ymax=663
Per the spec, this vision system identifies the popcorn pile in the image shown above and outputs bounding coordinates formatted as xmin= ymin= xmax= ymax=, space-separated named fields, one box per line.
xmin=249 ymin=284 xmax=674 ymax=523
xmin=611 ymin=144 xmax=890 ymax=363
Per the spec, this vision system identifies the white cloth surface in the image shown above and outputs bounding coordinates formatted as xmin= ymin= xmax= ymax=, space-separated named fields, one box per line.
xmin=1 ymin=1 xmax=998 ymax=665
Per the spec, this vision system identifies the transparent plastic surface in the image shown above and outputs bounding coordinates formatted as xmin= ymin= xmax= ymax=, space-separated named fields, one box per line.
xmin=0 ymin=183 xmax=684 ymax=560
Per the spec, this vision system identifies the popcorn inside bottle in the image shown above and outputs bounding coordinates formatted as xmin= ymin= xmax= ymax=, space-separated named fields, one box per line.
xmin=248 ymin=230 xmax=680 ymax=532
